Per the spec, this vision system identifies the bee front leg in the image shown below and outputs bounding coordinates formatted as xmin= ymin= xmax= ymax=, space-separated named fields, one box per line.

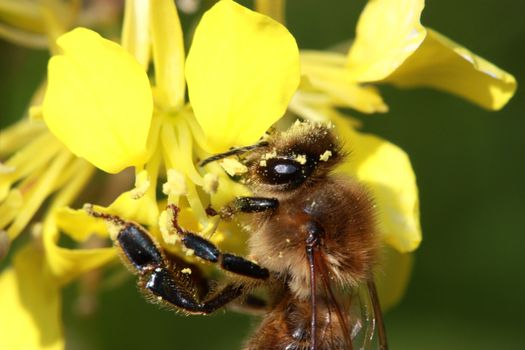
xmin=85 ymin=206 xmax=244 ymax=315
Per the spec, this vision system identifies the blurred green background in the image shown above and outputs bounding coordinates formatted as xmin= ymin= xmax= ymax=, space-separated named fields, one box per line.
xmin=1 ymin=0 xmax=524 ymax=349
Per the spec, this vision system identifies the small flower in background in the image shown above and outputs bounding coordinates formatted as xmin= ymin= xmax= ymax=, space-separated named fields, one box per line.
xmin=0 ymin=0 xmax=517 ymax=349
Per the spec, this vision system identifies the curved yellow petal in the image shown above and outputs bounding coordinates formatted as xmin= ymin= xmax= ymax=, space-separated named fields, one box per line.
xmin=384 ymin=28 xmax=517 ymax=110
xmin=43 ymin=215 xmax=116 ymax=286
xmin=186 ymin=0 xmax=300 ymax=152
xmin=301 ymin=50 xmax=388 ymax=113
xmin=55 ymin=207 xmax=108 ymax=241
xmin=43 ymin=27 xmax=153 ymax=173
xmin=332 ymin=115 xmax=421 ymax=252
xmin=347 ymin=0 xmax=426 ymax=82
xmin=0 ymin=244 xmax=63 ymax=350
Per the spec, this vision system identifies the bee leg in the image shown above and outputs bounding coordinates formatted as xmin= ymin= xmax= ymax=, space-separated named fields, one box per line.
xmin=168 ymin=204 xmax=270 ymax=280
xmin=86 ymin=207 xmax=245 ymax=315
xmin=143 ymin=267 xmax=244 ymax=314
xmin=208 ymin=197 xmax=278 ymax=219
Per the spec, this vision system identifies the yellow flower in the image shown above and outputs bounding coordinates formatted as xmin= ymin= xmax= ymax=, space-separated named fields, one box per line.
xmin=255 ymin=0 xmax=516 ymax=306
xmin=1 ymin=0 xmax=300 ymax=348
xmin=286 ymin=0 xmax=516 ymax=257
xmin=0 ymin=0 xmax=517 ymax=349
xmin=294 ymin=0 xmax=516 ymax=114
xmin=0 ymin=0 xmax=123 ymax=50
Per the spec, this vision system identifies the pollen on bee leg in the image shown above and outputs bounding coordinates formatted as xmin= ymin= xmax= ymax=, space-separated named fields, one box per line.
xmin=181 ymin=268 xmax=192 ymax=274
xmin=159 ymin=209 xmax=179 ymax=245
xmin=129 ymin=169 xmax=150 ymax=199
xmin=163 ymin=169 xmax=187 ymax=196
xmin=0 ymin=230 xmax=9 ymax=260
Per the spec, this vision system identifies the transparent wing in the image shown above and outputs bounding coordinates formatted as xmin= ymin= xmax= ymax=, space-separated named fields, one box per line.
xmin=345 ymin=280 xmax=388 ymax=350
xmin=315 ymin=251 xmax=388 ymax=350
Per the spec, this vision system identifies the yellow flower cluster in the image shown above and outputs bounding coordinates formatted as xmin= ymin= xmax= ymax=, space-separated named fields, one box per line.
xmin=0 ymin=0 xmax=516 ymax=349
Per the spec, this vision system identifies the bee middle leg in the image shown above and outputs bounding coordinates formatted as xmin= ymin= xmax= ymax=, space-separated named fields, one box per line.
xmin=168 ymin=204 xmax=270 ymax=280
xmin=206 ymin=196 xmax=279 ymax=219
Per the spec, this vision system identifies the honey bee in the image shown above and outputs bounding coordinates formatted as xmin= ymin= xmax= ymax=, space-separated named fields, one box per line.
xmin=88 ymin=120 xmax=388 ymax=350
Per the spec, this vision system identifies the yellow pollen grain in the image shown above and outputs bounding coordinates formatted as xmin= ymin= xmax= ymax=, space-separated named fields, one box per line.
xmin=159 ymin=210 xmax=178 ymax=244
xmin=295 ymin=154 xmax=307 ymax=164
xmin=181 ymin=268 xmax=192 ymax=274
xmin=319 ymin=150 xmax=332 ymax=162
xmin=262 ymin=150 xmax=277 ymax=160
xmin=219 ymin=158 xmax=248 ymax=176
xmin=259 ymin=159 xmax=267 ymax=167
xmin=185 ymin=248 xmax=195 ymax=257
xmin=163 ymin=169 xmax=187 ymax=196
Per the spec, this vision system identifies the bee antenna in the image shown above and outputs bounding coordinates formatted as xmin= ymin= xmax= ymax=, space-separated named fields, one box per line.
xmin=199 ymin=141 xmax=269 ymax=167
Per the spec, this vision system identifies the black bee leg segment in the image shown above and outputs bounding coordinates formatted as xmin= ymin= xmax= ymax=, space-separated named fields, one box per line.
xmin=168 ymin=204 xmax=270 ymax=280
xmin=215 ymin=197 xmax=279 ymax=220
xmin=144 ymin=268 xmax=244 ymax=314
xmin=232 ymin=197 xmax=279 ymax=213
xmin=117 ymin=224 xmax=164 ymax=271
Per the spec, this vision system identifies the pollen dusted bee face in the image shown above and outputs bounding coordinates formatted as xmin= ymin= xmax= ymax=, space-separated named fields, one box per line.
xmin=244 ymin=121 xmax=344 ymax=197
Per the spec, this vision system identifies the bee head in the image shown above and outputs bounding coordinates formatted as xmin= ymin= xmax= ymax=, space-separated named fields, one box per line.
xmin=243 ymin=121 xmax=343 ymax=195
xmin=199 ymin=121 xmax=343 ymax=196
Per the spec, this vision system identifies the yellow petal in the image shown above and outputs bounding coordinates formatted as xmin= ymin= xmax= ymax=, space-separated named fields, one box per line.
xmin=43 ymin=27 xmax=153 ymax=173
xmin=43 ymin=216 xmax=116 ymax=286
xmin=300 ymin=50 xmax=388 ymax=113
xmin=150 ymin=0 xmax=185 ymax=108
xmin=54 ymin=207 xmax=108 ymax=241
xmin=347 ymin=0 xmax=426 ymax=82
xmin=186 ymin=0 xmax=300 ymax=152
xmin=121 ymin=0 xmax=151 ymax=68
xmin=0 ymin=244 xmax=63 ymax=350
xmin=332 ymin=115 xmax=421 ymax=252
xmin=384 ymin=28 xmax=517 ymax=110
xmin=105 ymin=152 xmax=161 ymax=228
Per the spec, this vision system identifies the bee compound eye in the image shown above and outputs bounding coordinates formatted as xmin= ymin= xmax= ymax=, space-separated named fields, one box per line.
xmin=260 ymin=158 xmax=313 ymax=186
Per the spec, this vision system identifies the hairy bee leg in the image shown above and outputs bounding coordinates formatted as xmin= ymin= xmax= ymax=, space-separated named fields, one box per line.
xmin=90 ymin=211 xmax=244 ymax=315
xmin=168 ymin=204 xmax=270 ymax=280
xmin=230 ymin=197 xmax=279 ymax=213
xmin=144 ymin=267 xmax=244 ymax=314
xmin=206 ymin=197 xmax=279 ymax=220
